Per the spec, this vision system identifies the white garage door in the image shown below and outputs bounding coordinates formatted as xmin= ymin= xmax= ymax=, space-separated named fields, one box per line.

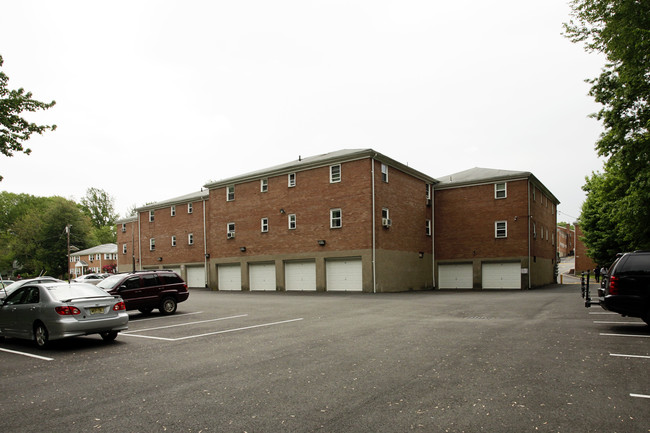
xmin=249 ymin=263 xmax=276 ymax=291
xmin=285 ymin=261 xmax=316 ymax=291
xmin=187 ymin=266 xmax=205 ymax=288
xmin=218 ymin=264 xmax=241 ymax=291
xmin=438 ymin=263 xmax=473 ymax=289
xmin=482 ymin=262 xmax=521 ymax=289
xmin=326 ymin=258 xmax=362 ymax=291
xmin=168 ymin=267 xmax=182 ymax=276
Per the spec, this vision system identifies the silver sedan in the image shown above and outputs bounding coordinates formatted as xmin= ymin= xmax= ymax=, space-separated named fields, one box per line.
xmin=0 ymin=282 xmax=129 ymax=348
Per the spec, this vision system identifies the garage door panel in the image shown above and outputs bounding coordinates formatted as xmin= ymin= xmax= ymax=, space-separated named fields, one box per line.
xmin=326 ymin=258 xmax=362 ymax=291
xmin=250 ymin=263 xmax=276 ymax=291
xmin=285 ymin=261 xmax=316 ymax=291
xmin=218 ymin=264 xmax=241 ymax=291
xmin=438 ymin=264 xmax=473 ymax=289
xmin=482 ymin=262 xmax=521 ymax=289
xmin=187 ymin=266 xmax=205 ymax=288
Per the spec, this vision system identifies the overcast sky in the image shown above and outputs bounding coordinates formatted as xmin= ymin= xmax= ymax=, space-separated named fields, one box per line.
xmin=1 ymin=0 xmax=606 ymax=222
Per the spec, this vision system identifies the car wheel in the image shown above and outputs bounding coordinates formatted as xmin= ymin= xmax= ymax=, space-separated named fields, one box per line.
xmin=34 ymin=322 xmax=49 ymax=349
xmin=100 ymin=331 xmax=118 ymax=342
xmin=160 ymin=297 xmax=177 ymax=315
xmin=138 ymin=307 xmax=154 ymax=315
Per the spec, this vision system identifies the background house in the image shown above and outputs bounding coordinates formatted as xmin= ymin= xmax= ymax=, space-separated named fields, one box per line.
xmin=556 ymin=224 xmax=575 ymax=258
xmin=69 ymin=243 xmax=118 ymax=277
xmin=434 ymin=168 xmax=559 ymax=289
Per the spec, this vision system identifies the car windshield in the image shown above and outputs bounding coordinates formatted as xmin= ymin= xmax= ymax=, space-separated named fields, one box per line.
xmin=47 ymin=284 xmax=112 ymax=302
xmin=96 ymin=275 xmax=125 ymax=290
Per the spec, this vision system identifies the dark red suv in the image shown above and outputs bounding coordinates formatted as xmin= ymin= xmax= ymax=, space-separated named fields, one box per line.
xmin=97 ymin=270 xmax=189 ymax=315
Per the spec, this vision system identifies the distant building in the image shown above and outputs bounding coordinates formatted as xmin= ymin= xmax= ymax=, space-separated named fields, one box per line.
xmin=69 ymin=243 xmax=118 ymax=277
xmin=556 ymin=224 xmax=575 ymax=258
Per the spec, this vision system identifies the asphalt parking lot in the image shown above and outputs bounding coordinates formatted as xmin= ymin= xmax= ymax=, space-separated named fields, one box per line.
xmin=0 ymin=284 xmax=648 ymax=433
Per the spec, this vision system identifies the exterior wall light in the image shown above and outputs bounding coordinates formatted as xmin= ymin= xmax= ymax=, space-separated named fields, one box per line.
xmin=240 ymin=247 xmax=247 ymax=252
xmin=157 ymin=257 xmax=163 ymax=261
xmin=318 ymin=240 xmax=326 ymax=246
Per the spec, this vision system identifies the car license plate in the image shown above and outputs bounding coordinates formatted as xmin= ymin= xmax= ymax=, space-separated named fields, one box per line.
xmin=89 ymin=307 xmax=104 ymax=315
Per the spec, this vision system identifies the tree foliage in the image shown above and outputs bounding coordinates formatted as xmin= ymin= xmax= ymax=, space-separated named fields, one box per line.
xmin=80 ymin=187 xmax=117 ymax=244
xmin=0 ymin=55 xmax=57 ymax=181
xmin=565 ymin=0 xmax=650 ymax=261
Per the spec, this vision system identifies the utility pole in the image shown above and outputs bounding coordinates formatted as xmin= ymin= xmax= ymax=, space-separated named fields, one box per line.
xmin=66 ymin=224 xmax=71 ymax=282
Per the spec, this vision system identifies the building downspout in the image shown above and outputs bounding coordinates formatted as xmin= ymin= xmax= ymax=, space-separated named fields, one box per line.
xmin=137 ymin=213 xmax=142 ymax=271
xmin=431 ymin=185 xmax=436 ymax=289
xmin=527 ymin=179 xmax=533 ymax=290
xmin=371 ymin=156 xmax=377 ymax=294
xmin=203 ymin=196 xmax=208 ymax=288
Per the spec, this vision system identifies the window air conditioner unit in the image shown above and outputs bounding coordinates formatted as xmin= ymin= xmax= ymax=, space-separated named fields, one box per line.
xmin=227 ymin=231 xmax=235 ymax=239
xmin=382 ymin=218 xmax=392 ymax=227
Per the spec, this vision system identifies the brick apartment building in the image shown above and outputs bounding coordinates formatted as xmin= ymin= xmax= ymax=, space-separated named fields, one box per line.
xmin=117 ymin=149 xmax=560 ymax=291
xmin=434 ymin=168 xmax=559 ymax=289
xmin=556 ymin=224 xmax=575 ymax=258
xmin=574 ymin=222 xmax=598 ymax=275
xmin=69 ymin=243 xmax=118 ymax=277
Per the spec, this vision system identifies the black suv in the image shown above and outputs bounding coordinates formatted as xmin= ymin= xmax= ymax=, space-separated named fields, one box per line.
xmin=97 ymin=270 xmax=189 ymax=315
xmin=598 ymin=251 xmax=650 ymax=325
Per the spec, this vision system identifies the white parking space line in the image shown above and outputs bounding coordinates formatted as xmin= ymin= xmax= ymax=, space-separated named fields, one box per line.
xmin=630 ymin=394 xmax=650 ymax=399
xmin=594 ymin=321 xmax=647 ymax=325
xmin=589 ymin=312 xmax=617 ymax=314
xmin=122 ymin=317 xmax=304 ymax=341
xmin=0 ymin=347 xmax=53 ymax=361
xmin=610 ymin=353 xmax=650 ymax=359
xmin=124 ymin=314 xmax=248 ymax=334
xmin=128 ymin=311 xmax=203 ymax=322
xmin=600 ymin=333 xmax=650 ymax=338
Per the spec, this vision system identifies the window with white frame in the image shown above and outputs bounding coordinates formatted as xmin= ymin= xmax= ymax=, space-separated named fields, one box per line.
xmin=426 ymin=184 xmax=431 ymax=200
xmin=188 ymin=233 xmax=194 ymax=245
xmin=426 ymin=219 xmax=432 ymax=236
xmin=149 ymin=210 xmax=154 ymax=222
xmin=150 ymin=238 xmax=156 ymax=251
xmin=288 ymin=173 xmax=296 ymax=187
xmin=288 ymin=214 xmax=296 ymax=230
xmin=121 ymin=223 xmax=126 ymax=233
xmin=260 ymin=178 xmax=268 ymax=192
xmin=381 ymin=164 xmax=388 ymax=182
xmin=171 ymin=236 xmax=177 ymax=247
xmin=330 ymin=208 xmax=342 ymax=228
xmin=495 ymin=182 xmax=507 ymax=199
xmin=227 ymin=222 xmax=235 ymax=237
xmin=171 ymin=205 xmax=176 ymax=217
xmin=261 ymin=218 xmax=269 ymax=233
xmin=381 ymin=208 xmax=391 ymax=227
xmin=122 ymin=244 xmax=127 ymax=254
xmin=226 ymin=185 xmax=235 ymax=201
xmin=495 ymin=221 xmax=507 ymax=238
xmin=330 ymin=164 xmax=341 ymax=183
xmin=533 ymin=222 xmax=537 ymax=239
xmin=188 ymin=202 xmax=193 ymax=214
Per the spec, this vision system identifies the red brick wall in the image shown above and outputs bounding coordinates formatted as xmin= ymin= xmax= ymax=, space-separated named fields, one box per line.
xmin=117 ymin=220 xmax=139 ymax=271
xmin=434 ymin=179 xmax=530 ymax=260
xmin=574 ymin=223 xmax=597 ymax=274
xmin=205 ymin=159 xmax=375 ymax=258
xmin=529 ymin=183 xmax=558 ymax=262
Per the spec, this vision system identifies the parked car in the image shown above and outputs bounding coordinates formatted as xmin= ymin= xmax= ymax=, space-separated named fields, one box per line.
xmin=72 ymin=273 xmax=108 ymax=285
xmin=0 ymin=280 xmax=14 ymax=289
xmin=0 ymin=277 xmax=63 ymax=300
xmin=0 ymin=282 xmax=128 ymax=348
xmin=598 ymin=251 xmax=650 ymax=325
xmin=96 ymin=270 xmax=189 ymax=315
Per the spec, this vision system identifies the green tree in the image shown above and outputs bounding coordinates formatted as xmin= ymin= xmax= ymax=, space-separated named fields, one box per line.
xmin=565 ymin=0 xmax=650 ymax=260
xmin=0 ymin=55 xmax=57 ymax=181
xmin=80 ymin=187 xmax=117 ymax=243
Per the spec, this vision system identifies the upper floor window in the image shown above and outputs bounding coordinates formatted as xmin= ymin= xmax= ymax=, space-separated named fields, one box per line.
xmin=382 ymin=208 xmax=392 ymax=227
xmin=426 ymin=219 xmax=432 ymax=236
xmin=330 ymin=165 xmax=341 ymax=183
xmin=261 ymin=218 xmax=269 ymax=233
xmin=288 ymin=173 xmax=296 ymax=187
xmin=330 ymin=208 xmax=342 ymax=228
xmin=227 ymin=222 xmax=236 ymax=239
xmin=426 ymin=184 xmax=431 ymax=200
xmin=188 ymin=202 xmax=193 ymax=214
xmin=121 ymin=223 xmax=126 ymax=233
xmin=171 ymin=236 xmax=177 ymax=247
xmin=171 ymin=205 xmax=176 ymax=217
xmin=122 ymin=244 xmax=127 ymax=254
xmin=495 ymin=221 xmax=507 ymax=238
xmin=149 ymin=238 xmax=156 ymax=251
xmin=381 ymin=164 xmax=388 ymax=182
xmin=260 ymin=178 xmax=268 ymax=192
xmin=149 ymin=210 xmax=154 ymax=222
xmin=288 ymin=214 xmax=297 ymax=230
xmin=188 ymin=233 xmax=194 ymax=245
xmin=495 ymin=182 xmax=507 ymax=199
xmin=226 ymin=185 xmax=235 ymax=201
